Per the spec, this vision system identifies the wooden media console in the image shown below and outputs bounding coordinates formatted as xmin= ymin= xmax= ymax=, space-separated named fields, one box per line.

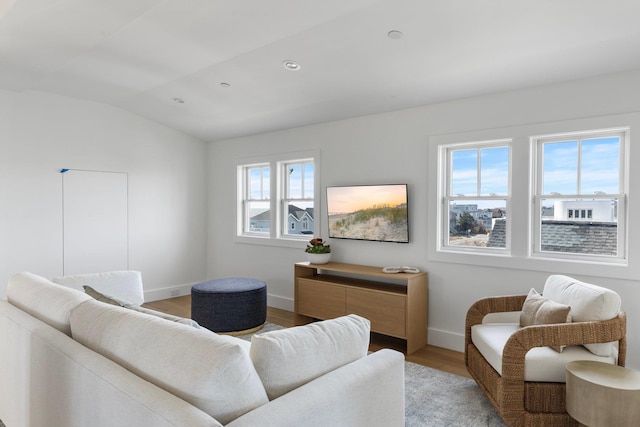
xmin=294 ymin=261 xmax=428 ymax=354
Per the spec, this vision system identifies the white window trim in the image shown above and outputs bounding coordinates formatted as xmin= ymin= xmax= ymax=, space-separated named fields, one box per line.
xmin=530 ymin=127 xmax=629 ymax=264
xmin=428 ymin=112 xmax=638 ymax=281
xmin=235 ymin=150 xmax=320 ymax=249
xmin=437 ymin=139 xmax=512 ymax=255
xmin=238 ymin=162 xmax=270 ymax=238
xmin=281 ymin=159 xmax=315 ymax=240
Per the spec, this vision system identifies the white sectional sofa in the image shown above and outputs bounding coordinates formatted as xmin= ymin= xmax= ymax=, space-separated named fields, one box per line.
xmin=0 ymin=272 xmax=405 ymax=427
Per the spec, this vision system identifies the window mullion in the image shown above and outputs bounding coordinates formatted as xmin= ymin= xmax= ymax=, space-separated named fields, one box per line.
xmin=577 ymin=139 xmax=582 ymax=195
xmin=300 ymin=163 xmax=305 ymax=199
xmin=477 ymin=148 xmax=482 ymax=196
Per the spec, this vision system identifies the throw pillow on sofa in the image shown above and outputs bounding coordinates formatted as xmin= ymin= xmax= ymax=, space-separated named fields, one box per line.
xmin=53 ymin=270 xmax=145 ymax=306
xmin=249 ymin=314 xmax=371 ymax=400
xmin=83 ymin=285 xmax=200 ymax=328
xmin=83 ymin=285 xmax=128 ymax=306
xmin=70 ymin=299 xmax=268 ymax=425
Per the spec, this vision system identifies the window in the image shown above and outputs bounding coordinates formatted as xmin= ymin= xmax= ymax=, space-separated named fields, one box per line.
xmin=533 ymin=128 xmax=627 ymax=261
xmin=238 ymin=154 xmax=317 ymax=243
xmin=430 ymin=116 xmax=635 ymax=279
xmin=283 ymin=160 xmax=315 ymax=237
xmin=244 ymin=164 xmax=270 ymax=234
xmin=440 ymin=140 xmax=511 ymax=251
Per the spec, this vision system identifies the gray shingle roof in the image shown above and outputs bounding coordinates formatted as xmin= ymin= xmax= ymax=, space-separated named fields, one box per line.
xmin=540 ymin=221 xmax=617 ymax=255
xmin=487 ymin=219 xmax=506 ymax=248
xmin=486 ymin=219 xmax=617 ymax=255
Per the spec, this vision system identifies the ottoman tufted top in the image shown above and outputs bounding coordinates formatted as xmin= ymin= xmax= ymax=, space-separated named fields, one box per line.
xmin=192 ymin=278 xmax=266 ymax=294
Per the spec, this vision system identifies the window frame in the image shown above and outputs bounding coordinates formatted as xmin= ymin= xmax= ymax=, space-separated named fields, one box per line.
xmin=531 ymin=127 xmax=628 ymax=264
xmin=281 ymin=159 xmax=315 ymax=238
xmin=438 ymin=139 xmax=512 ymax=254
xmin=236 ymin=150 xmax=320 ymax=248
xmin=241 ymin=163 xmax=271 ymax=237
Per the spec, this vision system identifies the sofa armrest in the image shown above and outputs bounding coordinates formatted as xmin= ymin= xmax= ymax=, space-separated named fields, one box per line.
xmin=226 ymin=349 xmax=405 ymax=427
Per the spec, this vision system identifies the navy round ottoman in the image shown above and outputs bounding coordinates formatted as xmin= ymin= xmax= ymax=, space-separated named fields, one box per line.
xmin=191 ymin=278 xmax=267 ymax=334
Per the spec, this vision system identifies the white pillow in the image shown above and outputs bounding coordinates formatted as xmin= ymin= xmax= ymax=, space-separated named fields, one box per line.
xmin=7 ymin=272 xmax=91 ymax=336
xmin=250 ymin=314 xmax=371 ymax=400
xmin=543 ymin=275 xmax=621 ymax=356
xmin=53 ymin=270 xmax=145 ymax=306
xmin=70 ymin=299 xmax=268 ymax=424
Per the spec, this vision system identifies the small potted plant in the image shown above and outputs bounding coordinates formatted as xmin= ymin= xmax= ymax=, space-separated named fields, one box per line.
xmin=305 ymin=237 xmax=331 ymax=264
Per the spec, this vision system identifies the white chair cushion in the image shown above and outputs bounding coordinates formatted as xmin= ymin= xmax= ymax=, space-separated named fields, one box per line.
xmin=53 ymin=270 xmax=145 ymax=306
xmin=471 ymin=323 xmax=616 ymax=382
xmin=542 ymin=275 xmax=621 ymax=356
xmin=7 ymin=272 xmax=91 ymax=336
xmin=70 ymin=299 xmax=268 ymax=425
xmin=249 ymin=314 xmax=371 ymax=400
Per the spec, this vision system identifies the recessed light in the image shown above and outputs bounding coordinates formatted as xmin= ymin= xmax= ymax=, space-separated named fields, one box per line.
xmin=283 ymin=60 xmax=301 ymax=71
xmin=387 ymin=30 xmax=403 ymax=40
xmin=220 ymin=82 xmax=231 ymax=88
xmin=171 ymin=97 xmax=185 ymax=104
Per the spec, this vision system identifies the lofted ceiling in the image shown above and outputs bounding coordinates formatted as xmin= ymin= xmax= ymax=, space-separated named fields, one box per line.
xmin=2 ymin=0 xmax=640 ymax=142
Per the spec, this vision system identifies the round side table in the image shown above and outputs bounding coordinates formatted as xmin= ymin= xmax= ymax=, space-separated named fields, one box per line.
xmin=566 ymin=360 xmax=640 ymax=426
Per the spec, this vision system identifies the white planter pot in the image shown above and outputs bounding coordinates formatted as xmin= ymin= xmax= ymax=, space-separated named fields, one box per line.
xmin=306 ymin=253 xmax=331 ymax=264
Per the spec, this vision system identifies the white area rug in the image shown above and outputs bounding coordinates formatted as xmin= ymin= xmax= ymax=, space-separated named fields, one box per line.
xmin=404 ymin=360 xmax=505 ymax=426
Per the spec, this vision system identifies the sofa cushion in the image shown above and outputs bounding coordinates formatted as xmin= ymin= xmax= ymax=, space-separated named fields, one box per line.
xmin=542 ymin=275 xmax=621 ymax=356
xmin=249 ymin=314 xmax=371 ymax=400
xmin=53 ymin=270 xmax=145 ymax=306
xmin=7 ymin=272 xmax=92 ymax=336
xmin=70 ymin=299 xmax=268 ymax=424
xmin=520 ymin=288 xmax=571 ymax=352
xmin=471 ymin=323 xmax=616 ymax=382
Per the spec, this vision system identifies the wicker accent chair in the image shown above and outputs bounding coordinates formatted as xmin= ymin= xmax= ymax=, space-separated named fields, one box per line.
xmin=465 ymin=278 xmax=627 ymax=427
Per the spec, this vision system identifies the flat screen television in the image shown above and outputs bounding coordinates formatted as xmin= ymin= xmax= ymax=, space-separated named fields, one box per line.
xmin=326 ymin=184 xmax=409 ymax=243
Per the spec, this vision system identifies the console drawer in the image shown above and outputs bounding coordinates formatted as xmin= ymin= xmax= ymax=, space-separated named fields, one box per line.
xmin=346 ymin=287 xmax=406 ymax=338
xmin=296 ymin=278 xmax=345 ymax=320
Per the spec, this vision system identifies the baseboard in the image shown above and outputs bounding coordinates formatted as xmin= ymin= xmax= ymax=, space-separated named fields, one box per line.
xmin=267 ymin=294 xmax=294 ymax=312
xmin=428 ymin=327 xmax=465 ymax=353
xmin=144 ymin=283 xmax=195 ymax=302
xmin=146 ymin=285 xmax=295 ymax=312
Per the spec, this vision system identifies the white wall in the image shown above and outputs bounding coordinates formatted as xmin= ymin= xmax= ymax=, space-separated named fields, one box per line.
xmin=0 ymin=90 xmax=207 ymax=300
xmin=207 ymin=69 xmax=640 ymax=369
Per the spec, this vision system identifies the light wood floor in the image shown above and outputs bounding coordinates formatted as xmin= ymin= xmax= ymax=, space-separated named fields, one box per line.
xmin=143 ymin=295 xmax=471 ymax=379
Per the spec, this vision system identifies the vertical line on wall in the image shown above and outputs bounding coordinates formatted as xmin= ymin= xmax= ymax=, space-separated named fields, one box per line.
xmin=61 ymin=170 xmax=66 ymax=275
xmin=126 ymin=172 xmax=129 ymax=270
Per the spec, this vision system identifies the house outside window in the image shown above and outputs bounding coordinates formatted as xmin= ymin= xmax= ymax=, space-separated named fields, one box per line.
xmin=439 ymin=140 xmax=511 ymax=252
xmin=532 ymin=128 xmax=628 ymax=261
xmin=237 ymin=152 xmax=318 ymax=245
